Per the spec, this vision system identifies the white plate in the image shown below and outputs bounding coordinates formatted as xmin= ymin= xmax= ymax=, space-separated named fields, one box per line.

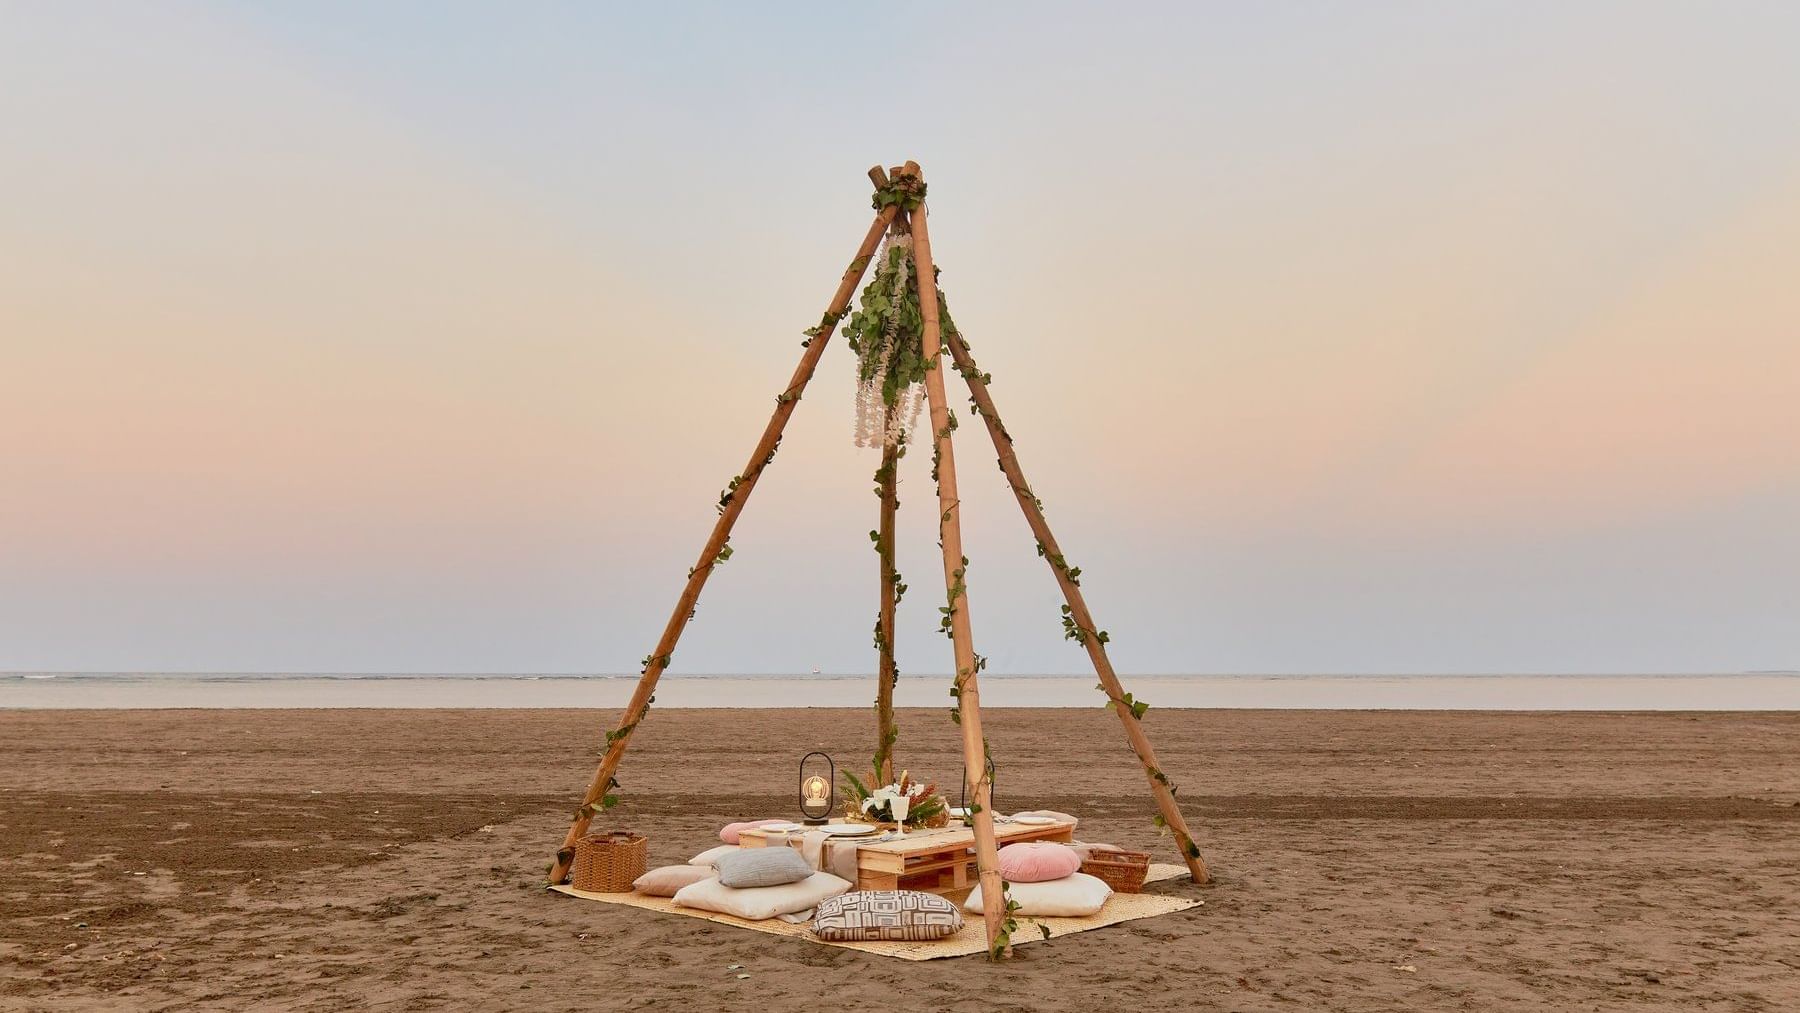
xmin=816 ymin=823 xmax=879 ymax=836
xmin=757 ymin=822 xmax=804 ymax=833
xmin=1011 ymin=815 xmax=1057 ymax=825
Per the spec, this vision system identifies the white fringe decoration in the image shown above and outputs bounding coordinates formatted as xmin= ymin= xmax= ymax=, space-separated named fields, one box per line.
xmin=853 ymin=232 xmax=925 ymax=450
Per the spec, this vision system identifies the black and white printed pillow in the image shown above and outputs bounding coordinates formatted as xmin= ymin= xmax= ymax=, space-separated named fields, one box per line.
xmin=812 ymin=890 xmax=964 ymax=942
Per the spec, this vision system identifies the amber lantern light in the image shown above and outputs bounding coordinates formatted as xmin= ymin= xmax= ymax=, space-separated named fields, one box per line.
xmin=799 ymin=752 xmax=835 ymax=825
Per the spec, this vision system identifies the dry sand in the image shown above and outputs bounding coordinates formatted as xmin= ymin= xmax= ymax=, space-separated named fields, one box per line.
xmin=2 ymin=707 xmax=1797 ymax=1011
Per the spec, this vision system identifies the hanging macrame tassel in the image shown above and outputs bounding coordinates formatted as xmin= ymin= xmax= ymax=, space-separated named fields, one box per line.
xmin=853 ymin=234 xmax=893 ymax=448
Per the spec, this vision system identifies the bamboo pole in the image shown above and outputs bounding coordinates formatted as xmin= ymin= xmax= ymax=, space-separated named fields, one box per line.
xmin=943 ymin=326 xmax=1211 ymax=884
xmin=872 ymin=436 xmax=901 ymax=785
xmin=904 ymin=166 xmax=1010 ymax=956
xmin=548 ymin=189 xmax=902 ymax=884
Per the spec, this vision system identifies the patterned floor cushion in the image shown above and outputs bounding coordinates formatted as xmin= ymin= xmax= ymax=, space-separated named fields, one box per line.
xmin=813 ymin=890 xmax=964 ymax=942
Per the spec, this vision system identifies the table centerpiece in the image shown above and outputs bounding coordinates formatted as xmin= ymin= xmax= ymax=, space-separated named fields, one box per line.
xmin=842 ymin=769 xmax=950 ymax=829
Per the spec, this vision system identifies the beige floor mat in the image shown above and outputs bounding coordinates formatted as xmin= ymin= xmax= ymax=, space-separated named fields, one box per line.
xmin=548 ymin=863 xmax=1203 ymax=960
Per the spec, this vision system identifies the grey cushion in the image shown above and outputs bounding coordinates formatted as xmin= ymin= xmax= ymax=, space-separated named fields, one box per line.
xmin=813 ymin=890 xmax=964 ymax=942
xmin=714 ymin=846 xmax=815 ymax=888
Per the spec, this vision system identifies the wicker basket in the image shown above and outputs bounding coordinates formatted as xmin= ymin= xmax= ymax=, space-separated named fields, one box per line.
xmin=570 ymin=830 xmax=647 ymax=893
xmin=1080 ymin=848 xmax=1151 ymax=893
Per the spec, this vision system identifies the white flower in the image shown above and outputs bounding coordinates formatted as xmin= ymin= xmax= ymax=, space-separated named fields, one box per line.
xmin=862 ymin=785 xmax=901 ymax=815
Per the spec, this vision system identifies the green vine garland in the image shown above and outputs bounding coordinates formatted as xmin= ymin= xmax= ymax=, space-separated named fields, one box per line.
xmin=870 ymin=445 xmax=908 ymax=780
xmin=871 ymin=173 xmax=927 ymax=212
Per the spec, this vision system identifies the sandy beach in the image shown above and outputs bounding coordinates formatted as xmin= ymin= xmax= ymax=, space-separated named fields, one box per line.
xmin=3 ymin=707 xmax=1798 ymax=1011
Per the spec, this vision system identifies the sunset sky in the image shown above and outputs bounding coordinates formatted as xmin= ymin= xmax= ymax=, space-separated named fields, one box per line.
xmin=4 ymin=2 xmax=1797 ymax=675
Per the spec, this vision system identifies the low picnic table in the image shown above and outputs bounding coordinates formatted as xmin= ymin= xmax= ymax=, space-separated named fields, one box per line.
xmin=738 ymin=818 xmax=1075 ymax=894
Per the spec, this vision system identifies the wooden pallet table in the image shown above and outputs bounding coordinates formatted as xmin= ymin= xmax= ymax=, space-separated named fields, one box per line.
xmin=740 ymin=819 xmax=1075 ymax=894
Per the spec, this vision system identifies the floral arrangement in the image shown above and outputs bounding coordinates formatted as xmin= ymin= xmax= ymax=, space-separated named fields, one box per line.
xmin=846 ymin=234 xmax=927 ymax=450
xmin=841 ymin=769 xmax=948 ymax=828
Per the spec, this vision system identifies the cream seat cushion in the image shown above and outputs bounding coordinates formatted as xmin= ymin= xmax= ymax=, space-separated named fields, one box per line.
xmin=688 ymin=845 xmax=738 ymax=868
xmin=963 ymin=872 xmax=1112 ymax=917
xmin=672 ymin=871 xmax=853 ymax=921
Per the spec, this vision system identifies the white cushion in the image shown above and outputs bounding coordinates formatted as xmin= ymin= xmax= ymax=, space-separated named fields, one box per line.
xmin=672 ymin=871 xmax=852 ymax=921
xmin=688 ymin=845 xmax=737 ymax=868
xmin=964 ymin=872 xmax=1112 ymax=917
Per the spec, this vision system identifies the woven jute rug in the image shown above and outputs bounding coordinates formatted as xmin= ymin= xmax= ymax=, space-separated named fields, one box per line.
xmin=548 ymin=863 xmax=1202 ymax=960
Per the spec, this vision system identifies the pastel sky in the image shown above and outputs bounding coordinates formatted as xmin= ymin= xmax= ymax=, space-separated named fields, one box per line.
xmin=4 ymin=2 xmax=1796 ymax=675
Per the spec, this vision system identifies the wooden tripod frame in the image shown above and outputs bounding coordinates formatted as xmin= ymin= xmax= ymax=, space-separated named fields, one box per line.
xmin=548 ymin=162 xmax=1209 ymax=958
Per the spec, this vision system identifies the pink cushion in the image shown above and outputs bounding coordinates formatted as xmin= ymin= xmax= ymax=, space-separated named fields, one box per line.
xmin=719 ymin=819 xmax=788 ymax=845
xmin=996 ymin=842 xmax=1082 ymax=883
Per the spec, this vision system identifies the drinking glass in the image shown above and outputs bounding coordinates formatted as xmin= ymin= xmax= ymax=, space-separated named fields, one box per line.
xmin=891 ymin=795 xmax=910 ymax=837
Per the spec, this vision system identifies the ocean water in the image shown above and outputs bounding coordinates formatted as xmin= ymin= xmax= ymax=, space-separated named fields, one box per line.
xmin=2 ymin=672 xmax=1797 ymax=710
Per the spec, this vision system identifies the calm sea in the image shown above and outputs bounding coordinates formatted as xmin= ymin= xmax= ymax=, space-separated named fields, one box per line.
xmin=2 ymin=672 xmax=1797 ymax=710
